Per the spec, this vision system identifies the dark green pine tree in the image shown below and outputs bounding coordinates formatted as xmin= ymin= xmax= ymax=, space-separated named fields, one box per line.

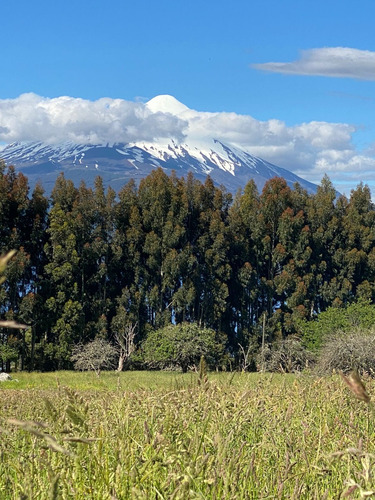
xmin=191 ymin=176 xmax=232 ymax=330
xmin=254 ymin=177 xmax=294 ymax=339
xmin=273 ymin=183 xmax=313 ymax=332
xmin=306 ymin=174 xmax=345 ymax=312
xmin=112 ymin=179 xmax=148 ymax=336
xmin=137 ymin=168 xmax=190 ymax=327
xmin=227 ymin=180 xmax=262 ymax=338
xmin=74 ymin=176 xmax=117 ymax=339
xmin=341 ymin=183 xmax=375 ymax=300
xmin=18 ymin=182 xmax=49 ymax=370
xmin=43 ymin=174 xmax=84 ymax=369
xmin=132 ymin=169 xmax=168 ymax=327
xmin=0 ymin=163 xmax=43 ymax=370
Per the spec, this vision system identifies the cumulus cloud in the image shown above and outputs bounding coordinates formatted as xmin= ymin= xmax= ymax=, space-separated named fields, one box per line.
xmin=179 ymin=107 xmax=375 ymax=193
xmin=0 ymin=92 xmax=374 ymax=195
xmin=252 ymin=47 xmax=375 ymax=80
xmin=0 ymin=93 xmax=187 ymax=145
xmin=182 ymin=108 xmax=357 ymax=168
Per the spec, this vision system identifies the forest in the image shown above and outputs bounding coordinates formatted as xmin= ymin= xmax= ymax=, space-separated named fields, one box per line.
xmin=0 ymin=158 xmax=375 ymax=372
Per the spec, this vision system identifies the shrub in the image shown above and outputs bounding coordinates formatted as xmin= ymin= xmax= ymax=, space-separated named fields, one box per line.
xmin=257 ymin=336 xmax=315 ymax=373
xmin=71 ymin=338 xmax=117 ymax=376
xmin=299 ymin=299 xmax=375 ymax=351
xmin=140 ymin=322 xmax=226 ymax=372
xmin=0 ymin=344 xmax=18 ymax=365
xmin=315 ymin=328 xmax=375 ymax=375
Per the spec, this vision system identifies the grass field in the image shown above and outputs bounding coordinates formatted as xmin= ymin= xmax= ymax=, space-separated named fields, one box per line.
xmin=1 ymin=370 xmax=375 ymax=499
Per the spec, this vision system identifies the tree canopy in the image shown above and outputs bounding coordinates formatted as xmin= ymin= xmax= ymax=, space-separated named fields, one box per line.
xmin=1 ymin=160 xmax=375 ymax=371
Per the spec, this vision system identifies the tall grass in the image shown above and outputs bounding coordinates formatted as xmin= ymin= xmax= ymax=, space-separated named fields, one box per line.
xmin=1 ymin=371 xmax=375 ymax=498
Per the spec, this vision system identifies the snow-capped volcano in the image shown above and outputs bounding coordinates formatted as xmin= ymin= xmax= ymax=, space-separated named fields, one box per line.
xmin=146 ymin=94 xmax=190 ymax=115
xmin=0 ymin=95 xmax=317 ymax=195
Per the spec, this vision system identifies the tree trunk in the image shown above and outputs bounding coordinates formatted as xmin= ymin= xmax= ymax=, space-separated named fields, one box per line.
xmin=30 ymin=324 xmax=35 ymax=372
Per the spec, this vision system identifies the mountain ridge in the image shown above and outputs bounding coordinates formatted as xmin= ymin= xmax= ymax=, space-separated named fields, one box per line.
xmin=0 ymin=138 xmax=317 ymax=195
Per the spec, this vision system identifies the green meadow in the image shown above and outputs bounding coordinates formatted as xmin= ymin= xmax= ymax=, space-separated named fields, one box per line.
xmin=1 ymin=371 xmax=375 ymax=499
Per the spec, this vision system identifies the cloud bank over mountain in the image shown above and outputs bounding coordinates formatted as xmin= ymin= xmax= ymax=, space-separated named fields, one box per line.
xmin=0 ymin=92 xmax=374 ymax=193
xmin=0 ymin=93 xmax=187 ymax=145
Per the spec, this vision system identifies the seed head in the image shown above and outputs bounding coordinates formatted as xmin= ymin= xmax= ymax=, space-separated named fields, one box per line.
xmin=340 ymin=370 xmax=371 ymax=404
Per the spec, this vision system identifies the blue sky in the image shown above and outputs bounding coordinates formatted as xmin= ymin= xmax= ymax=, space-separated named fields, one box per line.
xmin=2 ymin=0 xmax=375 ymax=196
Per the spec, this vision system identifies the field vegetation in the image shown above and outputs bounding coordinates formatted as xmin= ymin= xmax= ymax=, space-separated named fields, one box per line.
xmin=1 ymin=370 xmax=375 ymax=499
xmin=2 ymin=158 xmax=375 ymax=498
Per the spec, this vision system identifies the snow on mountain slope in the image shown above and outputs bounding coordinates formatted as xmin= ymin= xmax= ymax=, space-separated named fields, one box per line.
xmin=0 ymin=138 xmax=317 ymax=196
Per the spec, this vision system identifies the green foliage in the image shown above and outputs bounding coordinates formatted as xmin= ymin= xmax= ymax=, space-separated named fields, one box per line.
xmin=140 ymin=322 xmax=226 ymax=372
xmin=0 ymin=342 xmax=18 ymax=363
xmin=52 ymin=299 xmax=84 ymax=365
xmin=299 ymin=299 xmax=375 ymax=351
xmin=3 ymin=159 xmax=375 ymax=370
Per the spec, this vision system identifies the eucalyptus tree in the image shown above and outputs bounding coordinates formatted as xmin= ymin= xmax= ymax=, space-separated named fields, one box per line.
xmin=43 ymin=174 xmax=83 ymax=368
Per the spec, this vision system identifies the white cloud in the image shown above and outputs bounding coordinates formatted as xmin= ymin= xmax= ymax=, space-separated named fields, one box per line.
xmin=181 ymin=108 xmax=357 ymax=166
xmin=0 ymin=92 xmax=374 ymax=196
xmin=0 ymin=93 xmax=187 ymax=145
xmin=252 ymin=47 xmax=375 ymax=80
xmin=179 ymin=108 xmax=375 ymax=194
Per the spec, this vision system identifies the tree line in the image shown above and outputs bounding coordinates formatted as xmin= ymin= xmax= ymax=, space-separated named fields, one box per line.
xmin=0 ymin=158 xmax=375 ymax=371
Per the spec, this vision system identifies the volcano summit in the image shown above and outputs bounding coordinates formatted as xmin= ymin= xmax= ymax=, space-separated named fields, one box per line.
xmin=0 ymin=95 xmax=317 ymax=195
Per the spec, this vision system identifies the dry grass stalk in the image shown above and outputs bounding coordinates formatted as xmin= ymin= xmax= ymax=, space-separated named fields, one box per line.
xmin=340 ymin=370 xmax=371 ymax=404
xmin=0 ymin=250 xmax=16 ymax=283
xmin=0 ymin=320 xmax=27 ymax=329
xmin=0 ymin=250 xmax=28 ymax=329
